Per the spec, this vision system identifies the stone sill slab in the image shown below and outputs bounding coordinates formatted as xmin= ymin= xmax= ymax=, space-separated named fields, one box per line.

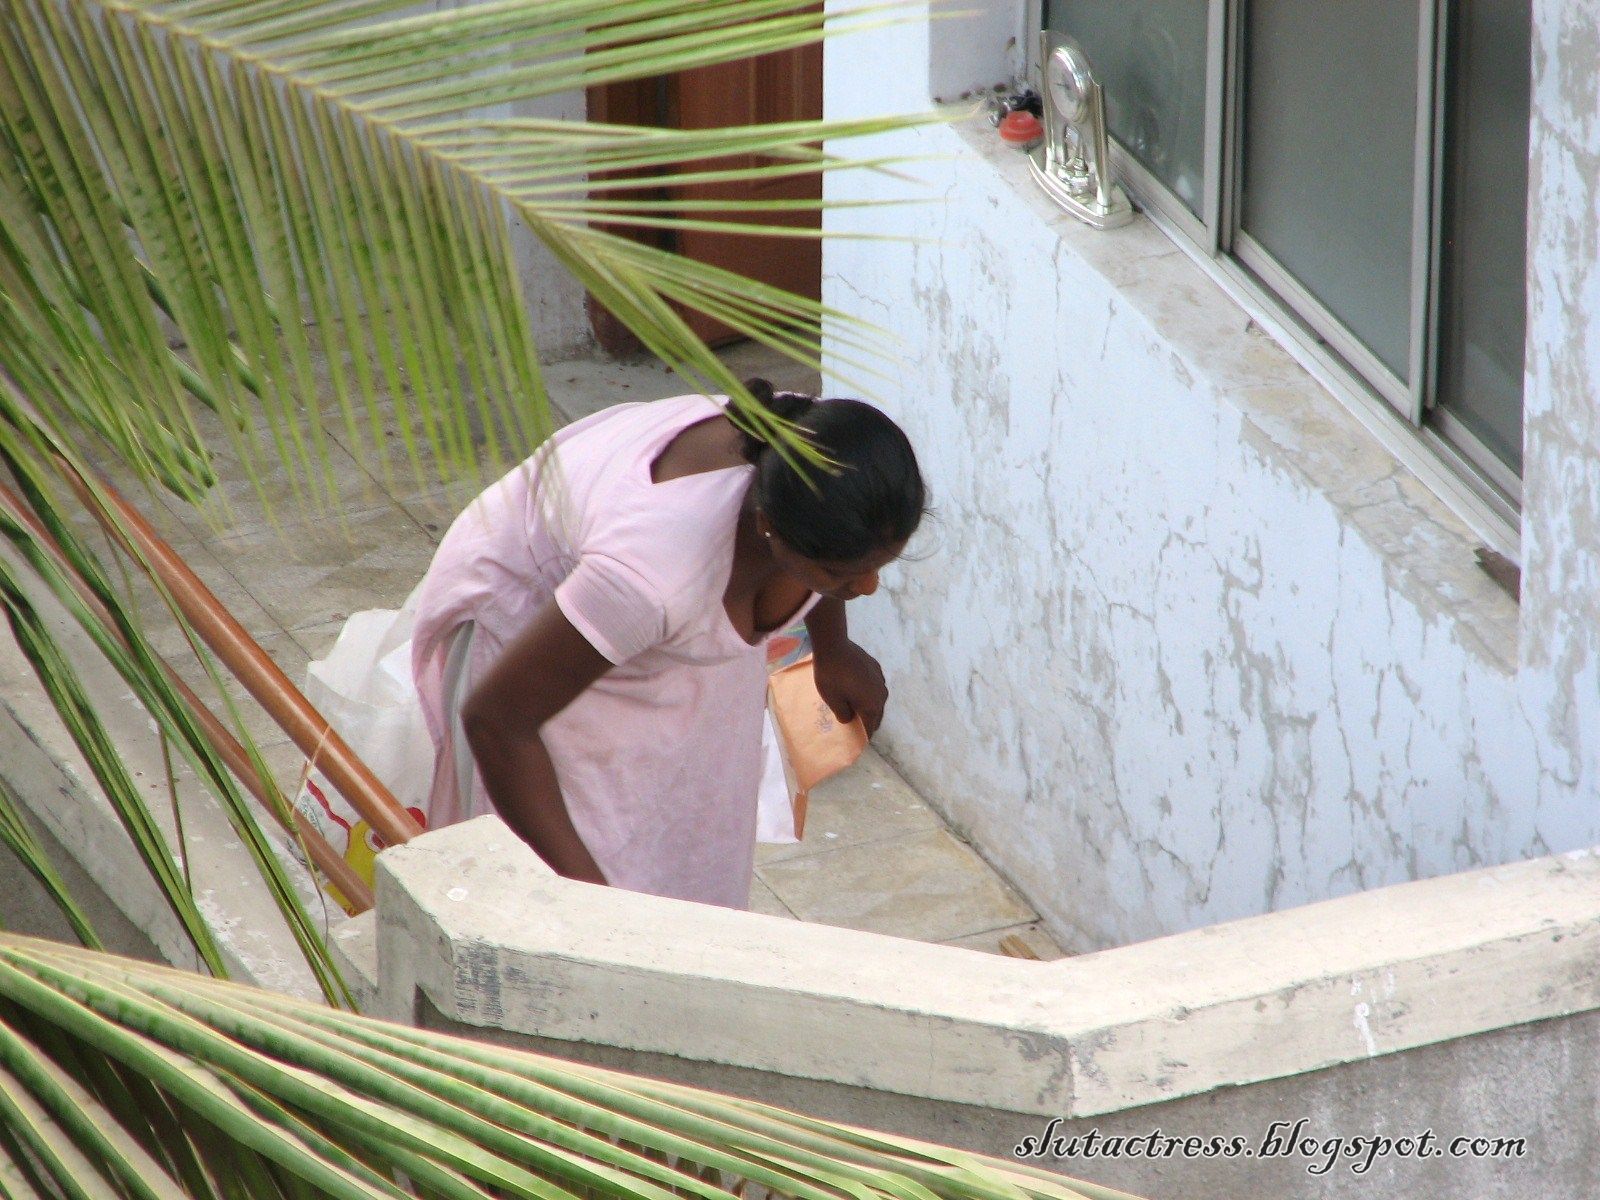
xmin=370 ymin=815 xmax=1600 ymax=1120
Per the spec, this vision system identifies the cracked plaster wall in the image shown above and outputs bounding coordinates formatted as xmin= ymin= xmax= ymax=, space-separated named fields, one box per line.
xmin=821 ymin=1 xmax=1596 ymax=951
xmin=1519 ymin=0 xmax=1600 ymax=864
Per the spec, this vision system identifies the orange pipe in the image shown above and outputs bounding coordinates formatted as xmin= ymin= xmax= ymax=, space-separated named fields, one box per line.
xmin=0 ymin=480 xmax=375 ymax=912
xmin=59 ymin=463 xmax=424 ymax=851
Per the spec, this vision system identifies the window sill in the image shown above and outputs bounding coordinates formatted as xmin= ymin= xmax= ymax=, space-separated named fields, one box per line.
xmin=952 ymin=112 xmax=1520 ymax=676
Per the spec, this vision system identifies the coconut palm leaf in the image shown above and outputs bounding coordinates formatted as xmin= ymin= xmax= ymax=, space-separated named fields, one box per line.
xmin=1 ymin=0 xmax=928 ymax=503
xmin=0 ymin=387 xmax=358 ymax=1003
xmin=0 ymin=936 xmax=1149 ymax=1200
xmin=0 ymin=777 xmax=104 ymax=953
xmin=0 ymin=0 xmax=936 ymax=996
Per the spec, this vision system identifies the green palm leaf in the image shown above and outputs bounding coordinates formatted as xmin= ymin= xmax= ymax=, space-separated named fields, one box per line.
xmin=0 ymin=937 xmax=1148 ymax=1200
xmin=0 ymin=778 xmax=103 ymax=954
xmin=0 ymin=395 xmax=354 ymax=1002
xmin=2 ymin=0 xmax=928 ymax=501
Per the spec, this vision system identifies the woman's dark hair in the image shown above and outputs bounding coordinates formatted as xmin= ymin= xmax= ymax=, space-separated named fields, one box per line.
xmin=737 ymin=377 xmax=927 ymax=562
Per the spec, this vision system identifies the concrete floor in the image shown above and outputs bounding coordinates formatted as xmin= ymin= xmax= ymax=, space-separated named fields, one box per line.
xmin=99 ymin=342 xmax=1061 ymax=960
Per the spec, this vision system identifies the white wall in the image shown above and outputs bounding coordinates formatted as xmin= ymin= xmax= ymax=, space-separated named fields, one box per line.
xmin=926 ymin=0 xmax=1027 ymax=104
xmin=1520 ymin=0 xmax=1600 ymax=863
xmin=821 ymin=1 xmax=1594 ymax=951
xmin=435 ymin=0 xmax=594 ymax=359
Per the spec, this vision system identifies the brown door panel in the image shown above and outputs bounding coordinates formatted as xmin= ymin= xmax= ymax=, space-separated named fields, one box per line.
xmin=588 ymin=29 xmax=823 ymax=350
xmin=671 ymin=41 xmax=823 ymax=344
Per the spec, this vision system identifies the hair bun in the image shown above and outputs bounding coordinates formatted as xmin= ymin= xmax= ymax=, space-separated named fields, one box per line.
xmin=738 ymin=378 xmax=817 ymax=461
xmin=745 ymin=377 xmax=815 ymax=422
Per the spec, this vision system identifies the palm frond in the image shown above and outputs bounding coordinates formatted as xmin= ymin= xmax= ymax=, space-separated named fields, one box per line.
xmin=3 ymin=0 xmax=932 ymax=500
xmin=0 ymin=936 xmax=1146 ymax=1200
xmin=0 ymin=777 xmax=104 ymax=952
xmin=0 ymin=393 xmax=353 ymax=1001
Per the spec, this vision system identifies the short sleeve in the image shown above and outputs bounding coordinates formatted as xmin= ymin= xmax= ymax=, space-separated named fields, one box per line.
xmin=554 ymin=553 xmax=669 ymax=665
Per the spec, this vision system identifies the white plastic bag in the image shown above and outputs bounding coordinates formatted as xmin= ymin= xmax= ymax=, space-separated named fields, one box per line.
xmin=756 ymin=710 xmax=800 ymax=844
xmin=292 ymin=591 xmax=433 ymax=899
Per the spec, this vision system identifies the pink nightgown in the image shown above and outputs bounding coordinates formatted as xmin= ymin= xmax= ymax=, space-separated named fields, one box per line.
xmin=410 ymin=394 xmax=813 ymax=909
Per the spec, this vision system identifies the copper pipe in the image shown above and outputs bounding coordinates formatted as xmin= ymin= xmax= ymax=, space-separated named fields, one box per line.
xmin=0 ymin=480 xmax=375 ymax=912
xmin=57 ymin=462 xmax=423 ymax=850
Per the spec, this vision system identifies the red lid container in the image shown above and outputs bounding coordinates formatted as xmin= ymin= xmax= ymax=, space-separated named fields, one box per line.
xmin=998 ymin=109 xmax=1043 ymax=148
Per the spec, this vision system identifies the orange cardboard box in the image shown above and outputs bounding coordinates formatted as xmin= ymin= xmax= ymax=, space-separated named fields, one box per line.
xmin=766 ymin=654 xmax=868 ymax=836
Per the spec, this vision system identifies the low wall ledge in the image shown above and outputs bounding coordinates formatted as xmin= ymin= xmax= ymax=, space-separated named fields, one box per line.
xmin=371 ymin=817 xmax=1600 ymax=1119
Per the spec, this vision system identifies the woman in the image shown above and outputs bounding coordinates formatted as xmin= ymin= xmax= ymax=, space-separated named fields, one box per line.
xmin=410 ymin=380 xmax=926 ymax=908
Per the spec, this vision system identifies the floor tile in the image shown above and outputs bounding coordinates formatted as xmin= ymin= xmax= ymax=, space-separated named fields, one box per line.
xmin=328 ymin=395 xmax=510 ymax=515
xmin=545 ymin=347 xmax=821 ymax=426
xmin=205 ymin=506 xmax=436 ymax=632
xmin=546 ymin=358 xmax=721 ymax=425
xmin=756 ymin=828 xmax=1037 ymax=943
xmin=186 ymin=447 xmax=389 ymax=541
xmin=717 ymin=342 xmax=823 ymax=396
xmin=747 ymin=874 xmax=796 ymax=919
xmin=289 ymin=619 xmax=351 ymax=664
xmin=142 ymin=399 xmax=395 ymax=535
xmin=396 ymin=475 xmax=496 ymax=539
xmin=757 ymin=749 xmax=943 ymax=865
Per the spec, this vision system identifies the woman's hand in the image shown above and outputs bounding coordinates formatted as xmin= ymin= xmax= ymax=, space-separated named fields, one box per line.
xmin=811 ymin=637 xmax=889 ymax=736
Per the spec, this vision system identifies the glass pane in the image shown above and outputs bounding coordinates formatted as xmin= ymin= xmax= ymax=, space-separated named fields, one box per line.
xmin=1044 ymin=1 xmax=1209 ymax=215
xmin=1239 ymin=0 xmax=1419 ymax=380
xmin=1434 ymin=0 xmax=1531 ymax=478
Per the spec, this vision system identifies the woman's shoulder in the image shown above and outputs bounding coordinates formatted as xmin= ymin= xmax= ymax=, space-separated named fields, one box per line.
xmin=519 ymin=391 xmax=726 ymax=532
xmin=556 ymin=392 xmax=723 ymax=448
xmin=587 ymin=453 xmax=748 ymax=605
xmin=596 ymin=455 xmax=749 ymax=559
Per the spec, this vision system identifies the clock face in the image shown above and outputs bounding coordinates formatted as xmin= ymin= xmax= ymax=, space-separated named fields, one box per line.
xmin=1047 ymin=44 xmax=1092 ymax=125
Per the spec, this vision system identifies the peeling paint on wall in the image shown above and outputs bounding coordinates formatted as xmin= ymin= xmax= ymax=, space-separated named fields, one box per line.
xmin=1519 ymin=0 xmax=1600 ymax=852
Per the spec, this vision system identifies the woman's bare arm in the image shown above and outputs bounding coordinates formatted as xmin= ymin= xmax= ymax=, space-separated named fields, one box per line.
xmin=804 ymin=594 xmax=849 ymax=654
xmin=805 ymin=596 xmax=888 ymax=735
xmin=459 ymin=600 xmax=614 ymax=883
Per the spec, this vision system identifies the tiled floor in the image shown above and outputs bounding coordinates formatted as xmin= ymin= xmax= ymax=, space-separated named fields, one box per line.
xmin=100 ymin=343 xmax=1063 ymax=960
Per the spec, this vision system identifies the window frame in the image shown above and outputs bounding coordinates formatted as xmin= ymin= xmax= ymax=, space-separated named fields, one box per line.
xmin=1027 ymin=0 xmax=1523 ymax=540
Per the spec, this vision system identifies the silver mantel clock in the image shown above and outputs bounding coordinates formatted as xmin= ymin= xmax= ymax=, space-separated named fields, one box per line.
xmin=1029 ymin=32 xmax=1133 ymax=231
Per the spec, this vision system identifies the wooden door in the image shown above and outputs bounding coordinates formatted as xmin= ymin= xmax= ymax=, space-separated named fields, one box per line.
xmin=589 ymin=33 xmax=823 ymax=350
xmin=670 ymin=38 xmax=823 ymax=344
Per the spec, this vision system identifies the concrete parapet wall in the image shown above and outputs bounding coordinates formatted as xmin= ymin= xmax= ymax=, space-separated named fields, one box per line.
xmin=351 ymin=816 xmax=1600 ymax=1198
